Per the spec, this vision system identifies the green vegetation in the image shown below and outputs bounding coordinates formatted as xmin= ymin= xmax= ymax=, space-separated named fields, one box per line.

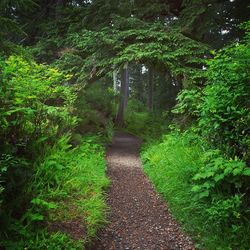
xmin=124 ymin=100 xmax=168 ymax=140
xmin=142 ymin=130 xmax=250 ymax=249
xmin=1 ymin=0 xmax=249 ymax=249
xmin=0 ymin=55 xmax=111 ymax=248
xmin=138 ymin=24 xmax=250 ymax=249
xmin=2 ymin=135 xmax=109 ymax=249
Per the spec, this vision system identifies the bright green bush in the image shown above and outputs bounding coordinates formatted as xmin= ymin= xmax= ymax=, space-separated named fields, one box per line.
xmin=0 ymin=55 xmax=110 ymax=248
xmin=0 ymin=55 xmax=76 ymax=215
xmin=162 ymin=23 xmax=250 ymax=248
xmin=173 ymin=88 xmax=202 ymax=118
xmin=0 ymin=55 xmax=77 ymax=152
xmin=142 ymin=130 xmax=250 ymax=249
xmin=199 ymin=37 xmax=250 ymax=158
xmin=0 ymin=55 xmax=77 ymax=225
xmin=191 ymin=150 xmax=250 ymax=200
xmin=1 ymin=135 xmax=109 ymax=249
xmin=173 ymin=23 xmax=250 ymax=159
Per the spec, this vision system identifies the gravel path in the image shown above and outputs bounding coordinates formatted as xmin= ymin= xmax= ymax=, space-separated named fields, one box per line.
xmin=87 ymin=132 xmax=195 ymax=250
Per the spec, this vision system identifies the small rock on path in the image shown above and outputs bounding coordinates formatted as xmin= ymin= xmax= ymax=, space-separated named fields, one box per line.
xmin=87 ymin=132 xmax=195 ymax=250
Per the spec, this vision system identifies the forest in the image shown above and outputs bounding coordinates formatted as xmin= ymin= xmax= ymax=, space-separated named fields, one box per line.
xmin=0 ymin=0 xmax=249 ymax=249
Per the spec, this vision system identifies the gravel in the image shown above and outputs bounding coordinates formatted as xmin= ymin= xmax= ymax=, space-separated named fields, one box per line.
xmin=87 ymin=132 xmax=195 ymax=250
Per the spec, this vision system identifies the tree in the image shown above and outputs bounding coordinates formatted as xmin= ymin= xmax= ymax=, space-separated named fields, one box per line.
xmin=116 ymin=64 xmax=129 ymax=126
xmin=147 ymin=67 xmax=154 ymax=111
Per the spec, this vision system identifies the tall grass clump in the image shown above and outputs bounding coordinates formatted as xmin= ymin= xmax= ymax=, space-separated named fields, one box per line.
xmin=142 ymin=129 xmax=250 ymax=249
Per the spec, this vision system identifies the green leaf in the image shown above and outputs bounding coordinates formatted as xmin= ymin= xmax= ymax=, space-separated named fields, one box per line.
xmin=191 ymin=185 xmax=201 ymax=192
xmin=198 ymin=190 xmax=209 ymax=199
xmin=243 ymin=168 xmax=250 ymax=176
xmin=214 ymin=173 xmax=225 ymax=182
xmin=30 ymin=213 xmax=44 ymax=221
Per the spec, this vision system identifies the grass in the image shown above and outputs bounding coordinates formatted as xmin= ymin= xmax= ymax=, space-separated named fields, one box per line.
xmin=1 ymin=135 xmax=110 ymax=249
xmin=141 ymin=130 xmax=250 ymax=250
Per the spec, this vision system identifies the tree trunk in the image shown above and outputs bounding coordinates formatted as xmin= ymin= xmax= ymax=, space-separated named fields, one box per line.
xmin=113 ymin=69 xmax=118 ymax=93
xmin=147 ymin=68 xmax=153 ymax=111
xmin=56 ymin=0 xmax=64 ymax=19
xmin=137 ymin=65 xmax=143 ymax=102
xmin=125 ymin=66 xmax=129 ymax=107
xmin=116 ymin=65 xmax=129 ymax=126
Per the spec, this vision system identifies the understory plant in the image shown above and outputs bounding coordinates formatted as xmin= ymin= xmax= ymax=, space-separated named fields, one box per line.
xmin=124 ymin=99 xmax=169 ymax=140
xmin=142 ymin=130 xmax=250 ymax=249
xmin=173 ymin=22 xmax=250 ymax=160
xmin=0 ymin=55 xmax=110 ymax=249
xmin=141 ymin=23 xmax=250 ymax=249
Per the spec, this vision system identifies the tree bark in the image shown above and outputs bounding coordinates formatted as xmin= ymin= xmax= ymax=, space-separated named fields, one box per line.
xmin=113 ymin=69 xmax=118 ymax=93
xmin=55 ymin=0 xmax=65 ymax=19
xmin=137 ymin=65 xmax=143 ymax=102
xmin=147 ymin=68 xmax=153 ymax=111
xmin=116 ymin=65 xmax=129 ymax=126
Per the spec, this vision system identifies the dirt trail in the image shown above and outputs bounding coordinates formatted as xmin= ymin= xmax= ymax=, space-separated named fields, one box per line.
xmin=88 ymin=132 xmax=194 ymax=250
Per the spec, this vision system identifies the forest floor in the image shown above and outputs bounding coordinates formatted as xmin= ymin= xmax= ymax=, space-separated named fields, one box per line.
xmin=87 ymin=132 xmax=195 ymax=250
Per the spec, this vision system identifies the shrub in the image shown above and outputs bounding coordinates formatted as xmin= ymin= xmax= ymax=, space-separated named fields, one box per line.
xmin=1 ymin=135 xmax=110 ymax=248
xmin=173 ymin=23 xmax=250 ymax=159
xmin=0 ymin=55 xmax=110 ymax=248
xmin=192 ymin=150 xmax=250 ymax=200
xmin=199 ymin=38 xmax=250 ymax=158
xmin=0 ymin=55 xmax=77 ymax=155
xmin=0 ymin=54 xmax=77 ymax=223
xmin=124 ymin=99 xmax=169 ymax=140
xmin=0 ymin=54 xmax=76 ymax=215
xmin=75 ymin=82 xmax=115 ymax=134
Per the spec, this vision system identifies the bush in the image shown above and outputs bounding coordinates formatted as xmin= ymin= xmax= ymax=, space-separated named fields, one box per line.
xmin=192 ymin=150 xmax=250 ymax=201
xmin=1 ymin=135 xmax=110 ymax=249
xmin=173 ymin=23 xmax=250 ymax=159
xmin=0 ymin=55 xmax=110 ymax=248
xmin=0 ymin=55 xmax=77 ymax=155
xmin=124 ymin=99 xmax=169 ymax=140
xmin=75 ymin=82 xmax=115 ymax=134
xmin=199 ymin=39 xmax=250 ymax=158
xmin=0 ymin=55 xmax=77 ymax=227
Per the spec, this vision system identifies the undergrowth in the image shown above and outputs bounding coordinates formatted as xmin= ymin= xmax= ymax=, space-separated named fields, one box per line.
xmin=123 ymin=99 xmax=169 ymax=141
xmin=0 ymin=55 xmax=111 ymax=249
xmin=141 ymin=129 xmax=250 ymax=250
xmin=1 ymin=135 xmax=109 ymax=249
